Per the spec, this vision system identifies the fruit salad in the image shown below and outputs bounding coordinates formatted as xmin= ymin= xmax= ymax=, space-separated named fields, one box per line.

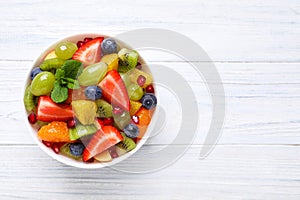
xmin=24 ymin=35 xmax=157 ymax=164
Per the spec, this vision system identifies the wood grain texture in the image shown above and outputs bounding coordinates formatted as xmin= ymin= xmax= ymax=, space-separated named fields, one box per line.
xmin=0 ymin=0 xmax=300 ymax=62
xmin=0 ymin=0 xmax=300 ymax=199
xmin=0 ymin=145 xmax=300 ymax=200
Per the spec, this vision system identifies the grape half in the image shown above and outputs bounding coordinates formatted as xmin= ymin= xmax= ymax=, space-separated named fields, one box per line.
xmin=127 ymin=83 xmax=144 ymax=101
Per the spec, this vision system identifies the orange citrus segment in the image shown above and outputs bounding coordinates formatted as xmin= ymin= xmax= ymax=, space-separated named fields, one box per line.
xmin=136 ymin=107 xmax=153 ymax=126
xmin=38 ymin=121 xmax=71 ymax=142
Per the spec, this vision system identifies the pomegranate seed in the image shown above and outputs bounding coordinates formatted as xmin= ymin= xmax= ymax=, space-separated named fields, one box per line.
xmin=137 ymin=75 xmax=146 ymax=87
xmin=85 ymin=157 xmax=94 ymax=163
xmin=28 ymin=113 xmax=37 ymax=124
xmin=113 ymin=107 xmax=123 ymax=115
xmin=132 ymin=115 xmax=139 ymax=124
xmin=84 ymin=37 xmax=93 ymax=43
xmin=67 ymin=119 xmax=76 ymax=128
xmin=133 ymin=138 xmax=138 ymax=143
xmin=136 ymin=62 xmax=142 ymax=70
xmin=42 ymin=140 xmax=52 ymax=148
xmin=77 ymin=41 xmax=84 ymax=48
xmin=103 ymin=117 xmax=114 ymax=125
xmin=51 ymin=143 xmax=60 ymax=154
xmin=146 ymin=84 xmax=155 ymax=93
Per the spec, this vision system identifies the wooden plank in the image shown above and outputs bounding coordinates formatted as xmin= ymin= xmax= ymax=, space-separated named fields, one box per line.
xmin=1 ymin=61 xmax=300 ymax=145
xmin=0 ymin=145 xmax=299 ymax=199
xmin=0 ymin=0 xmax=300 ymax=62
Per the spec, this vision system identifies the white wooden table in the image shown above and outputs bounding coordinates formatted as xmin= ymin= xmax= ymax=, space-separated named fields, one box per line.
xmin=1 ymin=0 xmax=300 ymax=199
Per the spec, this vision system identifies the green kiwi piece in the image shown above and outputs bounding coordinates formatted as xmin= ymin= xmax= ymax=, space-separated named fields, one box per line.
xmin=36 ymin=120 xmax=49 ymax=127
xmin=118 ymin=49 xmax=138 ymax=73
xmin=96 ymin=99 xmax=113 ymax=118
xmin=39 ymin=58 xmax=65 ymax=71
xmin=60 ymin=143 xmax=82 ymax=160
xmin=117 ymin=133 xmax=137 ymax=152
xmin=23 ymin=85 xmax=36 ymax=112
xmin=69 ymin=124 xmax=97 ymax=141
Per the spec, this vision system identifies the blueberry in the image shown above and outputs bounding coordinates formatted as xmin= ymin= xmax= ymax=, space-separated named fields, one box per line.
xmin=141 ymin=93 xmax=157 ymax=110
xmin=69 ymin=142 xmax=84 ymax=156
xmin=124 ymin=124 xmax=139 ymax=138
xmin=101 ymin=38 xmax=118 ymax=55
xmin=85 ymin=86 xmax=102 ymax=100
xmin=30 ymin=67 xmax=43 ymax=80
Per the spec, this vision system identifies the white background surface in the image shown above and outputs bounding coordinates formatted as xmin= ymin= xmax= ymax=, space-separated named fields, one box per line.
xmin=0 ymin=0 xmax=300 ymax=199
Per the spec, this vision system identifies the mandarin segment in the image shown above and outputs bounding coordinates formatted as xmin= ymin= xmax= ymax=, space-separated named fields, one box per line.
xmin=38 ymin=121 xmax=71 ymax=142
xmin=136 ymin=107 xmax=153 ymax=126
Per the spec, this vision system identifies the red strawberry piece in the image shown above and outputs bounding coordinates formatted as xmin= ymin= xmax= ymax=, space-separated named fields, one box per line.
xmin=36 ymin=96 xmax=74 ymax=122
xmin=98 ymin=70 xmax=130 ymax=111
xmin=82 ymin=125 xmax=123 ymax=162
xmin=72 ymin=37 xmax=104 ymax=67
xmin=96 ymin=118 xmax=105 ymax=128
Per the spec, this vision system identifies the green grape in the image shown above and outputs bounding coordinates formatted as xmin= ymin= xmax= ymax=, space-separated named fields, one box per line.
xmin=127 ymin=83 xmax=143 ymax=101
xmin=120 ymin=72 xmax=132 ymax=88
xmin=31 ymin=71 xmax=55 ymax=96
xmin=78 ymin=62 xmax=107 ymax=86
xmin=55 ymin=41 xmax=78 ymax=60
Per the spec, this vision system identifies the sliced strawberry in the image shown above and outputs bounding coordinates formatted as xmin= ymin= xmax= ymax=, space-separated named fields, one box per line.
xmin=82 ymin=125 xmax=123 ymax=162
xmin=98 ymin=70 xmax=130 ymax=111
xmin=72 ymin=37 xmax=104 ymax=67
xmin=36 ymin=96 xmax=74 ymax=122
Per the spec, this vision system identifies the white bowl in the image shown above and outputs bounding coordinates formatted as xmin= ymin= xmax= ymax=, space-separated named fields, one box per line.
xmin=23 ymin=33 xmax=157 ymax=169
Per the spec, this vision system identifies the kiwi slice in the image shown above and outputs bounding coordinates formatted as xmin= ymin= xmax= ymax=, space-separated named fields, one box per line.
xmin=117 ymin=133 xmax=137 ymax=152
xmin=60 ymin=143 xmax=82 ymax=160
xmin=40 ymin=58 xmax=65 ymax=71
xmin=96 ymin=99 xmax=113 ymax=118
xmin=118 ymin=48 xmax=138 ymax=73
xmin=69 ymin=124 xmax=97 ymax=141
xmin=23 ymin=85 xmax=36 ymax=112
